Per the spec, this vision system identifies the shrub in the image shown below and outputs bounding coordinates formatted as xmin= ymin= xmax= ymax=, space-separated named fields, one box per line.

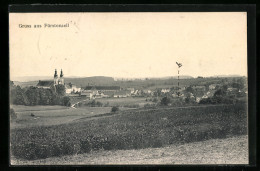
xmin=152 ymin=98 xmax=158 ymax=103
xmin=96 ymin=101 xmax=103 ymax=107
xmin=111 ymin=106 xmax=119 ymax=113
xmin=62 ymin=96 xmax=71 ymax=106
xmin=160 ymin=96 xmax=171 ymax=106
xmin=83 ymin=100 xmax=103 ymax=107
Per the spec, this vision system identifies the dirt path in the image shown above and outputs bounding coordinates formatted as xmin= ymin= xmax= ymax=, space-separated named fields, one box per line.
xmin=71 ymin=99 xmax=88 ymax=109
xmin=11 ymin=135 xmax=248 ymax=165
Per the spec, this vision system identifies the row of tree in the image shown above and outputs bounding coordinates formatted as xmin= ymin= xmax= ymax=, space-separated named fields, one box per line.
xmin=10 ymin=82 xmax=71 ymax=106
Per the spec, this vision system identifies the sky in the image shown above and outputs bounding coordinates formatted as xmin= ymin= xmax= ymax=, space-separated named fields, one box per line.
xmin=9 ymin=12 xmax=247 ymax=79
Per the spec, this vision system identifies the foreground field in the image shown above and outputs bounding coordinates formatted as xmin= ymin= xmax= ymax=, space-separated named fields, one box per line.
xmin=10 ymin=104 xmax=247 ymax=161
xmin=11 ymin=135 xmax=248 ymax=165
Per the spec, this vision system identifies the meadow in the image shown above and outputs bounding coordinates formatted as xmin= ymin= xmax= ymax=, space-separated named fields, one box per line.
xmin=10 ymin=103 xmax=247 ymax=160
xmin=77 ymin=97 xmax=154 ymax=108
xmin=10 ymin=105 xmax=112 ymax=129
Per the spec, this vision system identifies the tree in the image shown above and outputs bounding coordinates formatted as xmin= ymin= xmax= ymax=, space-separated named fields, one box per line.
xmin=185 ymin=94 xmax=191 ymax=103
xmin=232 ymin=78 xmax=245 ymax=90
xmin=111 ymin=106 xmax=119 ymax=113
xmin=96 ymin=101 xmax=103 ymax=107
xmin=160 ymin=96 xmax=171 ymax=106
xmin=25 ymin=86 xmax=40 ymax=105
xmin=214 ymin=89 xmax=226 ymax=97
xmin=62 ymin=96 xmax=71 ymax=106
xmin=12 ymin=86 xmax=28 ymax=105
xmin=185 ymin=86 xmax=194 ymax=94
xmin=55 ymin=84 xmax=65 ymax=96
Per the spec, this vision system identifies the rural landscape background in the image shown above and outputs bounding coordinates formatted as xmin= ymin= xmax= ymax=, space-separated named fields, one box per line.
xmin=10 ymin=74 xmax=248 ymax=164
xmin=9 ymin=12 xmax=248 ymax=165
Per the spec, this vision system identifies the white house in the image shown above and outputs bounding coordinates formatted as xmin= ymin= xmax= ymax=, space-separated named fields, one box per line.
xmin=161 ymin=89 xmax=170 ymax=93
xmin=65 ymin=83 xmax=81 ymax=94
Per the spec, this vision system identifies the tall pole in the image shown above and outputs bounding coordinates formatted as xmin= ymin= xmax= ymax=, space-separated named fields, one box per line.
xmin=178 ymin=69 xmax=180 ymax=97
xmin=178 ymin=70 xmax=179 ymax=88
xmin=176 ymin=62 xmax=182 ymax=97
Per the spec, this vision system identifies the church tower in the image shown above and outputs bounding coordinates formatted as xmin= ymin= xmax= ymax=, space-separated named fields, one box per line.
xmin=59 ymin=69 xmax=64 ymax=85
xmin=54 ymin=69 xmax=58 ymax=85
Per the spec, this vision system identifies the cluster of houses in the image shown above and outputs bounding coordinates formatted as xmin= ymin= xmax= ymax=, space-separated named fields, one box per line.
xmin=36 ymin=70 xmax=247 ymax=102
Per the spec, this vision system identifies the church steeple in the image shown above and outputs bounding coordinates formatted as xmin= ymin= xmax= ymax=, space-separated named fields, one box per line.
xmin=59 ymin=69 xmax=64 ymax=85
xmin=54 ymin=69 xmax=58 ymax=85
xmin=54 ymin=69 xmax=58 ymax=78
xmin=60 ymin=69 xmax=63 ymax=78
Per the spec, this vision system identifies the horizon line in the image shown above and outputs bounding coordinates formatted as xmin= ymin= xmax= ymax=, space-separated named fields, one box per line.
xmin=10 ymin=74 xmax=246 ymax=82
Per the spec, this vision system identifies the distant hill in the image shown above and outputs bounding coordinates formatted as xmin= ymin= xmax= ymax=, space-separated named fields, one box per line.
xmin=13 ymin=81 xmax=39 ymax=88
xmin=65 ymin=76 xmax=115 ymax=87
xmin=212 ymin=75 xmax=242 ymax=78
xmin=150 ymin=75 xmax=194 ymax=80
xmin=11 ymin=76 xmax=53 ymax=82
xmin=12 ymin=76 xmax=116 ymax=88
xmin=11 ymin=75 xmax=245 ymax=89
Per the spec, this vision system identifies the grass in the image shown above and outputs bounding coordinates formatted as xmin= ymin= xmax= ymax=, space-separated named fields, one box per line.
xmin=79 ymin=97 xmax=154 ymax=108
xmin=11 ymin=105 xmax=68 ymax=112
xmin=11 ymin=105 xmax=112 ymax=129
xmin=69 ymin=96 xmax=86 ymax=105
xmin=11 ymin=135 xmax=248 ymax=165
xmin=10 ymin=103 xmax=247 ymax=160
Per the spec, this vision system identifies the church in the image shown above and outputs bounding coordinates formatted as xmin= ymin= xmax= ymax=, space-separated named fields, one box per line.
xmin=36 ymin=69 xmax=81 ymax=94
xmin=36 ymin=69 xmax=65 ymax=89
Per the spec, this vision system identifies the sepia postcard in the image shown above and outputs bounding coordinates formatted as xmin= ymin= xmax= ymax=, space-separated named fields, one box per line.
xmin=9 ymin=10 xmax=249 ymax=165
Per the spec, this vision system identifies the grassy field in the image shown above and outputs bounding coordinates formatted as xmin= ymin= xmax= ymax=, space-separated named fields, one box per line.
xmin=11 ymin=105 xmax=68 ymax=112
xmin=11 ymin=135 xmax=248 ymax=165
xmin=69 ymin=96 xmax=87 ymax=105
xmin=10 ymin=105 xmax=113 ymax=129
xmin=78 ymin=97 xmax=154 ymax=108
xmin=10 ymin=103 xmax=247 ymax=161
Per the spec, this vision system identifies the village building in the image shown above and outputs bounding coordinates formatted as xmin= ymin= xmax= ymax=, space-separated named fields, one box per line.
xmin=36 ymin=69 xmax=64 ymax=89
xmin=84 ymin=86 xmax=120 ymax=91
xmin=113 ymin=90 xmax=131 ymax=98
xmin=82 ymin=86 xmax=120 ymax=98
xmin=80 ymin=90 xmax=93 ymax=99
xmin=65 ymin=83 xmax=81 ymax=94
xmin=209 ymin=84 xmax=220 ymax=90
xmin=204 ymin=90 xmax=215 ymax=98
xmin=36 ymin=69 xmax=81 ymax=96
xmin=36 ymin=80 xmax=54 ymax=89
xmin=196 ymin=97 xmax=201 ymax=103
xmin=143 ymin=89 xmax=152 ymax=95
xmin=126 ymin=88 xmax=135 ymax=94
xmin=161 ymin=89 xmax=171 ymax=93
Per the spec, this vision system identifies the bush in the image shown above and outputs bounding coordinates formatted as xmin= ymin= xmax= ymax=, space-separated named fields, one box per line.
xmin=152 ymin=98 xmax=158 ymax=103
xmin=160 ymin=96 xmax=172 ymax=106
xmin=62 ymin=96 xmax=71 ymax=106
xmin=96 ymin=101 xmax=103 ymax=107
xmin=83 ymin=100 xmax=103 ymax=107
xmin=111 ymin=106 xmax=119 ymax=113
